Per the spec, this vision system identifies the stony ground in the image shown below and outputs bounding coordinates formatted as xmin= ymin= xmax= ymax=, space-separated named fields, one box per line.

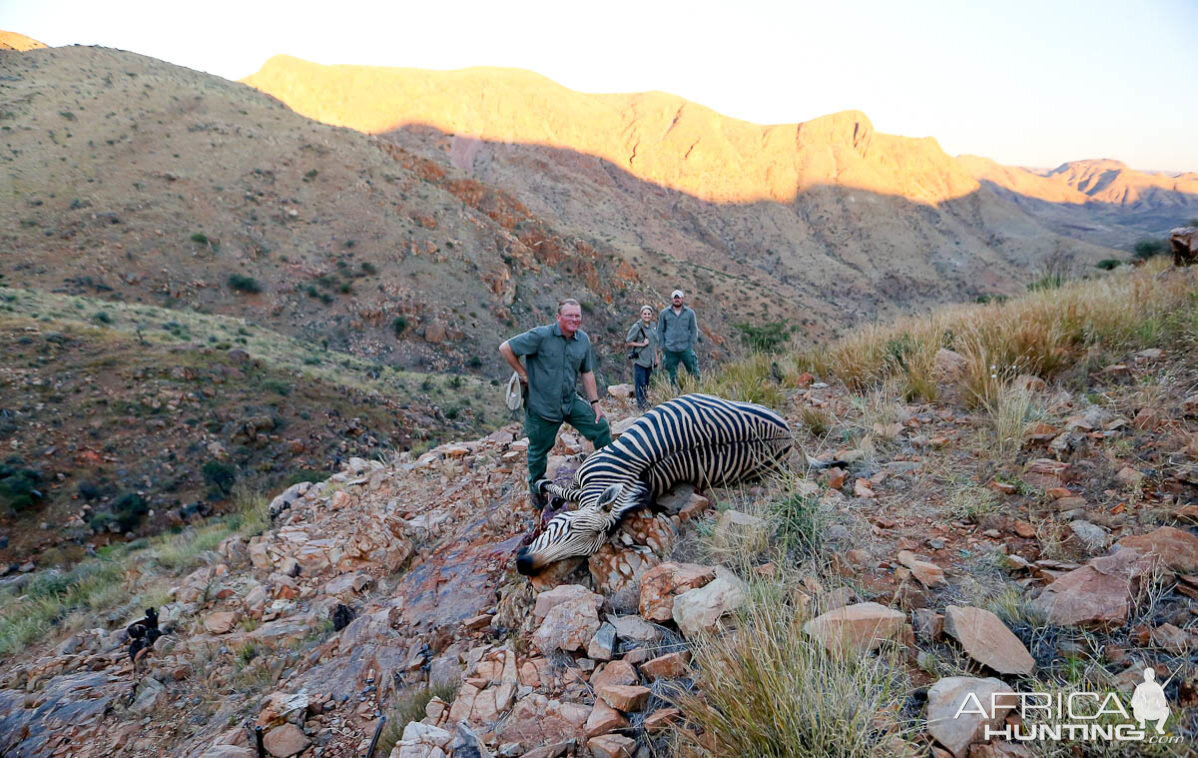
xmin=0 ymin=343 xmax=1196 ymax=757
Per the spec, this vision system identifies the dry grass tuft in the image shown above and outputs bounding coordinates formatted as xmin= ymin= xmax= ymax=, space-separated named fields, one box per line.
xmin=669 ymin=594 xmax=913 ymax=757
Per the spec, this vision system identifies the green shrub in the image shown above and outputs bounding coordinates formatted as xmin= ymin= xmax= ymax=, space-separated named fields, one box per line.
xmin=283 ymin=470 xmax=330 ymax=487
xmin=1095 ymin=259 xmax=1123 ymax=271
xmin=734 ymin=321 xmax=793 ymax=352
xmin=974 ymin=294 xmax=1010 ymax=305
xmin=360 ymin=261 xmax=377 ymax=275
xmin=1133 ymin=238 xmax=1166 ymax=260
xmin=392 ymin=316 xmax=407 ymax=335
xmin=202 ymin=460 xmax=237 ymax=497
xmin=111 ymin=492 xmax=148 ymax=531
xmin=227 ymin=274 xmax=262 ymax=294
xmin=261 ymin=379 xmax=291 ymax=396
xmin=93 ymin=311 xmax=112 ymax=324
xmin=0 ymin=464 xmax=43 ymax=513
xmin=190 ymin=232 xmax=209 ymax=245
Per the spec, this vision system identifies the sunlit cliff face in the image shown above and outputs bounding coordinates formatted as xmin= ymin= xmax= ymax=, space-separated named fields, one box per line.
xmin=243 ymin=57 xmax=982 ymax=206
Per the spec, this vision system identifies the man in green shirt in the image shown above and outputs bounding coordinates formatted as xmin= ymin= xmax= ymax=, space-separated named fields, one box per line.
xmin=657 ymin=289 xmax=700 ymax=386
xmin=499 ymin=298 xmax=612 ymax=508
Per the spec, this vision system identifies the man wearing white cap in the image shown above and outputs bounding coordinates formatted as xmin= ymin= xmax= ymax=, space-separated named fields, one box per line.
xmin=657 ymin=289 xmax=700 ymax=385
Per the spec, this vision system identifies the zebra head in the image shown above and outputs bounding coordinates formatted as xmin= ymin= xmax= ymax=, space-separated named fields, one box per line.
xmin=515 ymin=481 xmax=649 ymax=575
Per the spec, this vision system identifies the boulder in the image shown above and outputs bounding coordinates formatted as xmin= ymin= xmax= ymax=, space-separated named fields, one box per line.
xmin=640 ymin=651 xmax=690 ymax=681
xmin=395 ymin=722 xmax=452 ymax=758
xmin=1033 ymin=549 xmax=1157 ymax=627
xmin=584 ymin=697 xmax=628 ymax=737
xmin=803 ymin=602 xmax=905 ymax=655
xmin=1117 ymin=526 xmax=1198 ymax=573
xmin=263 ymin=724 xmax=310 ymax=758
xmin=532 ymin=584 xmax=604 ymax=620
xmin=597 ymin=684 xmax=651 ymax=712
xmin=643 ymin=708 xmax=683 ymax=733
xmin=588 ymin=543 xmax=661 ymax=595
xmin=586 ymin=622 xmax=616 ymax=660
xmin=532 ymin=595 xmax=601 ymax=653
xmin=926 ymin=677 xmax=1015 ymax=758
xmin=204 ymin=611 xmax=239 ymax=635
xmin=590 ymin=660 xmax=638 ymax=690
xmin=1068 ymin=520 xmax=1109 ymax=552
xmin=944 ymin=606 xmax=1035 ymax=675
xmin=607 ymin=614 xmax=659 ymax=644
xmin=588 ymin=734 xmax=637 ymax=758
xmin=639 ymin=562 xmax=716 ymax=622
xmin=672 ymin=569 xmax=747 ymax=638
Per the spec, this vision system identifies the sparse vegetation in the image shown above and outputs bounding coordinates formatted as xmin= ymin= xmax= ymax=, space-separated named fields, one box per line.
xmin=670 ymin=594 xmax=912 ymax=757
xmin=227 ymin=274 xmax=263 ymax=294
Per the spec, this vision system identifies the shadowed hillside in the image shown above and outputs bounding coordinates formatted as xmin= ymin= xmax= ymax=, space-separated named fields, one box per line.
xmin=0 ymin=44 xmax=642 ymax=376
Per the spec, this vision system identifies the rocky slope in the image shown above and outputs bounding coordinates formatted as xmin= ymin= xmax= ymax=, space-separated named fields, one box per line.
xmin=0 ymin=44 xmax=641 ymax=375
xmin=244 ymin=57 xmax=1120 ymax=334
xmin=1 ymin=314 xmax=1195 ymax=756
xmin=0 ymin=285 xmax=503 ymax=567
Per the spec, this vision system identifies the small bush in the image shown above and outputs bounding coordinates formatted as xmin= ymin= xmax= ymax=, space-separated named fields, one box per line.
xmin=770 ymin=492 xmax=826 ymax=558
xmin=93 ymin=311 xmax=112 ymax=324
xmin=227 ymin=274 xmax=262 ymax=294
xmin=1095 ymin=258 xmax=1123 ymax=271
xmin=799 ymin=406 xmax=832 ymax=437
xmin=1133 ymin=238 xmax=1166 ymax=260
xmin=202 ymin=460 xmax=237 ymax=497
xmin=111 ymin=492 xmax=148 ymax=531
xmin=734 ymin=321 xmax=793 ymax=353
xmin=190 ymin=232 xmax=209 ymax=245
xmin=283 ymin=470 xmax=329 ymax=487
xmin=0 ymin=464 xmax=43 ymax=513
xmin=303 ymin=169 xmax=318 ymax=182
xmin=261 ymin=378 xmax=291 ymax=396
xmin=392 ymin=316 xmax=407 ymax=335
xmin=360 ymin=261 xmax=377 ymax=275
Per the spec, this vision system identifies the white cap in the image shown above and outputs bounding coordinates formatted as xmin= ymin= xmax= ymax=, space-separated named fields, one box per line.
xmin=671 ymin=289 xmax=684 ymax=299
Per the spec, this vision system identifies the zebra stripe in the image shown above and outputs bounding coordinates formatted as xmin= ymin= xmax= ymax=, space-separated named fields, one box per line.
xmin=516 ymin=393 xmax=793 ymax=574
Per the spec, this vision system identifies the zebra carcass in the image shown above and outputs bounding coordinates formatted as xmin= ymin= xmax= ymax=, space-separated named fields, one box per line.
xmin=516 ymin=393 xmax=794 ymax=575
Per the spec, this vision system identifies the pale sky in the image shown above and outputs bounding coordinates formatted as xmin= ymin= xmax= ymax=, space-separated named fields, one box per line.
xmin=5 ymin=0 xmax=1196 ymax=171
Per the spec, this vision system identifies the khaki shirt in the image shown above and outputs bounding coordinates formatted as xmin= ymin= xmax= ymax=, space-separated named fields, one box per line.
xmin=506 ymin=323 xmax=595 ymax=422
xmin=658 ymin=306 xmax=698 ymax=352
xmin=625 ymin=321 xmax=657 ymax=368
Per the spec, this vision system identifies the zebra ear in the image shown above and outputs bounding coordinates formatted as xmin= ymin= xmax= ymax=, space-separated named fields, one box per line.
xmin=596 ymin=484 xmax=623 ymax=512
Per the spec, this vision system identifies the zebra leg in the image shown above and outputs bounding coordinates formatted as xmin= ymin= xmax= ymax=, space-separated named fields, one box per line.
xmin=537 ymin=480 xmax=582 ymax=503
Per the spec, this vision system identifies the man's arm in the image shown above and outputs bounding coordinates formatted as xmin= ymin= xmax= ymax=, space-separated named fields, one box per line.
xmin=689 ymin=309 xmax=698 ymax=349
xmin=498 ymin=340 xmax=527 ymax=384
xmin=581 ymin=370 xmax=605 ymax=422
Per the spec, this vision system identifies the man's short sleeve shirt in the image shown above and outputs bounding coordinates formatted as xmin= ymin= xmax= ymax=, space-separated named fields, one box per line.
xmin=507 ymin=323 xmax=594 ymax=421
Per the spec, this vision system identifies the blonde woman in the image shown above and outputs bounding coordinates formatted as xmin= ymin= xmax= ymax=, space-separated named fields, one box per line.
xmin=625 ymin=305 xmax=658 ymax=410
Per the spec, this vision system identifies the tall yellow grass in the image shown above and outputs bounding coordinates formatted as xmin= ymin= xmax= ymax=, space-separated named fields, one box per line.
xmin=799 ymin=263 xmax=1197 ymax=398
